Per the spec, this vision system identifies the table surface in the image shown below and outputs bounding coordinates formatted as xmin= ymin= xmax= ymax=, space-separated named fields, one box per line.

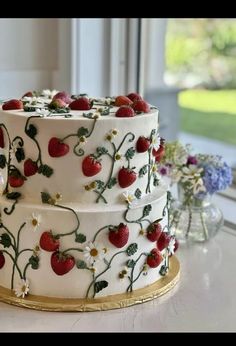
xmin=0 ymin=191 xmax=235 ymax=332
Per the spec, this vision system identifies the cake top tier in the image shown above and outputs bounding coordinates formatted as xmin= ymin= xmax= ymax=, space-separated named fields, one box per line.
xmin=0 ymin=90 xmax=164 ymax=205
xmin=1 ymin=90 xmax=156 ymax=119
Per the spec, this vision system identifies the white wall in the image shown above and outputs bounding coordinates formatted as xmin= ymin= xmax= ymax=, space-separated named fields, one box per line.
xmin=0 ymin=18 xmax=58 ymax=98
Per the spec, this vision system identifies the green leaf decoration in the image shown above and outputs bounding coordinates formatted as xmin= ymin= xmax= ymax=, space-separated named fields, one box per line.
xmin=134 ymin=188 xmax=142 ymax=199
xmin=29 ymin=255 xmax=40 ymax=270
xmin=25 ymin=124 xmax=37 ymax=139
xmin=38 ymin=164 xmax=53 ymax=177
xmin=94 ymin=280 xmax=108 ymax=294
xmin=75 ymin=233 xmax=86 ymax=243
xmin=125 ymin=147 xmax=135 ymax=161
xmin=0 ymin=155 xmax=6 ymax=169
xmin=76 ymin=259 xmax=88 ymax=269
xmin=107 ymin=177 xmax=117 ymax=189
xmin=77 ymin=127 xmax=89 ymax=137
xmin=41 ymin=192 xmax=51 ymax=204
xmin=100 ymin=107 xmax=111 ymax=115
xmin=143 ymin=204 xmax=152 ymax=217
xmin=126 ymin=243 xmax=138 ymax=256
xmin=103 ymin=258 xmax=109 ymax=266
xmin=139 ymin=165 xmax=148 ymax=177
xmin=127 ymin=259 xmax=135 ymax=268
xmin=15 ymin=147 xmax=25 ymax=163
xmin=24 ymin=106 xmax=36 ymax=112
xmin=153 ymin=175 xmax=160 ymax=187
xmin=0 ymin=233 xmax=11 ymax=248
xmin=159 ymin=265 xmax=168 ymax=276
xmin=6 ymin=192 xmax=21 ymax=200
xmin=82 ymin=112 xmax=94 ymax=119
xmin=96 ymin=147 xmax=108 ymax=156
xmin=95 ymin=180 xmax=105 ymax=190
xmin=50 ymin=107 xmax=71 ymax=114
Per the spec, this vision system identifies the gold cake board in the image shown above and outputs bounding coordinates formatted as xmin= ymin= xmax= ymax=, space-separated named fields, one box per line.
xmin=0 ymin=256 xmax=180 ymax=312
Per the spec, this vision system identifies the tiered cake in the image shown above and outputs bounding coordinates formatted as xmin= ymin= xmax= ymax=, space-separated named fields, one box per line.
xmin=0 ymin=91 xmax=178 ymax=305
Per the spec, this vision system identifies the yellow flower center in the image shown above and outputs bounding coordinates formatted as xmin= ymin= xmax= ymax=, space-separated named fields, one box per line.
xmin=103 ymin=247 xmax=108 ymax=254
xmin=80 ymin=136 xmax=86 ymax=143
xmin=90 ymin=248 xmax=98 ymax=257
xmin=115 ymin=153 xmax=122 ymax=161
xmin=55 ymin=193 xmax=62 ymax=200
xmin=139 ymin=229 xmax=145 ymax=236
xmin=32 ymin=219 xmax=38 ymax=227
xmin=106 ymin=134 xmax=113 ymax=141
xmin=90 ymin=181 xmax=97 ymax=189
xmin=21 ymin=285 xmax=26 ymax=292
xmin=112 ymin=129 xmax=118 ymax=135
xmin=84 ymin=185 xmax=91 ymax=191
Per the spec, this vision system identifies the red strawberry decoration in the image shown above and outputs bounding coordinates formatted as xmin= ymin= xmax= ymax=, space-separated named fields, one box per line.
xmin=69 ymin=97 xmax=91 ymax=110
xmin=174 ymin=238 xmax=179 ymax=253
xmin=147 ymin=248 xmax=163 ymax=268
xmin=152 ymin=138 xmax=165 ymax=162
xmin=146 ymin=221 xmax=162 ymax=242
xmin=127 ymin=92 xmax=142 ymax=102
xmin=51 ymin=251 xmax=75 ymax=276
xmin=118 ymin=167 xmax=137 ymax=188
xmin=157 ymin=232 xmax=171 ymax=251
xmin=136 ymin=136 xmax=150 ymax=153
xmin=132 ymin=100 xmax=150 ymax=113
xmin=114 ymin=96 xmax=133 ymax=107
xmin=9 ymin=176 xmax=25 ymax=188
xmin=115 ymin=106 xmax=135 ymax=118
xmin=0 ymin=252 xmax=5 ymax=269
xmin=40 ymin=231 xmax=60 ymax=252
xmin=24 ymin=159 xmax=38 ymax=177
xmin=53 ymin=91 xmax=72 ymax=104
xmin=82 ymin=155 xmax=102 ymax=177
xmin=48 ymin=98 xmax=66 ymax=109
xmin=0 ymin=128 xmax=4 ymax=148
xmin=48 ymin=137 xmax=70 ymax=158
xmin=22 ymin=91 xmax=33 ymax=98
xmin=2 ymin=99 xmax=23 ymax=110
xmin=108 ymin=223 xmax=129 ymax=248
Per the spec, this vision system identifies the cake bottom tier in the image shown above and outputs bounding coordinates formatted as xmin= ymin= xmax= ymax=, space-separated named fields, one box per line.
xmin=0 ymin=188 xmax=174 ymax=300
xmin=0 ymin=256 xmax=180 ymax=311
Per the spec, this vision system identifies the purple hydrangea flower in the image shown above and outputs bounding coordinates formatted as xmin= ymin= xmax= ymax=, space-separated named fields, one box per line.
xmin=202 ymin=162 xmax=232 ymax=195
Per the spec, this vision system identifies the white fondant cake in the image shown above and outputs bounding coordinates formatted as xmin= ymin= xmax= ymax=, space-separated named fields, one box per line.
xmin=0 ymin=92 xmax=177 ymax=300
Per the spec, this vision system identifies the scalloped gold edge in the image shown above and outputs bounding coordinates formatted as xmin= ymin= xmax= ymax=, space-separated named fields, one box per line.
xmin=0 ymin=256 xmax=180 ymax=312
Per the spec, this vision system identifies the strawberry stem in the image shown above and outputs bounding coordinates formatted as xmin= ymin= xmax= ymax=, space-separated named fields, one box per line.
xmin=62 ymin=248 xmax=83 ymax=255
xmin=54 ymin=204 xmax=80 ymax=240
xmin=92 ymin=224 xmax=114 ymax=242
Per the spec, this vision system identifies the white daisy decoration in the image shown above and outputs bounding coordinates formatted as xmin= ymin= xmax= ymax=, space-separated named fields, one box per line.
xmin=151 ymin=134 xmax=161 ymax=151
xmin=33 ymin=244 xmax=41 ymax=257
xmin=168 ymin=237 xmax=176 ymax=255
xmin=36 ymin=108 xmax=50 ymax=117
xmin=27 ymin=213 xmax=42 ymax=232
xmin=14 ymin=279 xmax=30 ymax=298
xmin=122 ymin=191 xmax=135 ymax=205
xmin=84 ymin=242 xmax=106 ymax=265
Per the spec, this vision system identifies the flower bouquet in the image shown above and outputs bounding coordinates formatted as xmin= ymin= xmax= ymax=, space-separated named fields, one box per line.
xmin=158 ymin=141 xmax=232 ymax=242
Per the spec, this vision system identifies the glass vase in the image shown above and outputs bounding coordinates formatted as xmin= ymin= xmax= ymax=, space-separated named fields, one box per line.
xmin=170 ymin=184 xmax=224 ymax=243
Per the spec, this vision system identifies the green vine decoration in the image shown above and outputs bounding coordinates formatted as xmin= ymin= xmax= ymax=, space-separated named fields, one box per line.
xmin=0 ymin=123 xmax=26 ymax=193
xmin=58 ymin=117 xmax=98 ymax=157
xmin=126 ymin=252 xmax=148 ymax=292
xmin=0 ymin=220 xmax=40 ymax=289
xmin=138 ymin=129 xmax=160 ymax=194
xmin=3 ymin=192 xmax=22 ymax=215
xmin=87 ymin=131 xmax=135 ymax=204
xmin=41 ymin=192 xmax=85 ymax=243
xmin=24 ymin=116 xmax=53 ymax=177
xmin=86 ymin=243 xmax=138 ymax=298
xmin=159 ymin=191 xmax=173 ymax=275
xmin=124 ymin=203 xmax=152 ymax=230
